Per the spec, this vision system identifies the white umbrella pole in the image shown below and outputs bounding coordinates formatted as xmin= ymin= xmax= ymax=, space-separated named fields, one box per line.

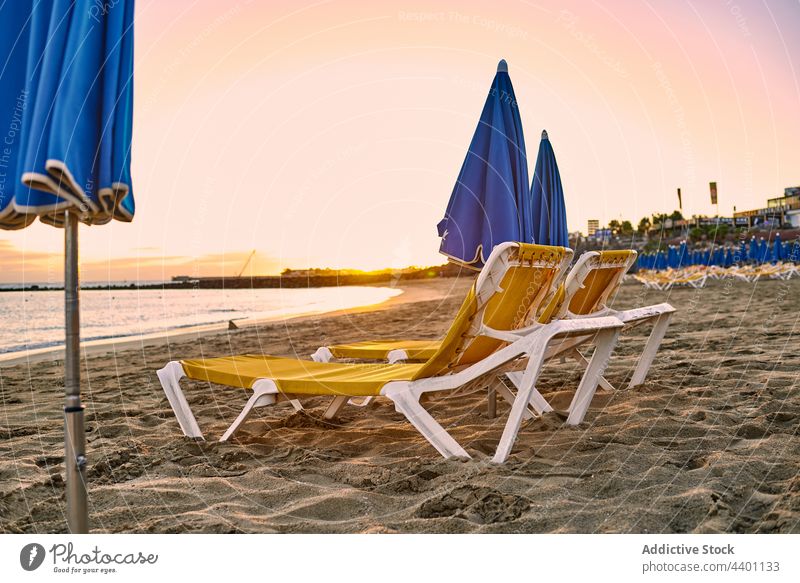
xmin=64 ymin=210 xmax=88 ymax=533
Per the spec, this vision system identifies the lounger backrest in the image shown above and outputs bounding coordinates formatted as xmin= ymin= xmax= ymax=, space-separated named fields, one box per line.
xmin=413 ymin=242 xmax=573 ymax=378
xmin=538 ymin=250 xmax=637 ymax=322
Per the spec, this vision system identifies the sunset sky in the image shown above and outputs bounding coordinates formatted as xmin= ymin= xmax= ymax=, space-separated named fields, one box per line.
xmin=2 ymin=0 xmax=799 ymax=282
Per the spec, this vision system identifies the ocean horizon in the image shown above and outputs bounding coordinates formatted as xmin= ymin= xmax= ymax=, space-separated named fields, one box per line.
xmin=0 ymin=285 xmax=402 ymax=355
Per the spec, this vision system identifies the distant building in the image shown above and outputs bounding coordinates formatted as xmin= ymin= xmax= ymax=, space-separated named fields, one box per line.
xmin=594 ymin=228 xmax=612 ymax=242
xmin=734 ymin=185 xmax=800 ymax=228
xmin=587 ymin=219 xmax=599 ymax=237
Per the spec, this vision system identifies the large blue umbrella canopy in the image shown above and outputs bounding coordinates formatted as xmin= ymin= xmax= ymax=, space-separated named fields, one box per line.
xmin=0 ymin=0 xmax=135 ymax=533
xmin=530 ymin=130 xmax=569 ymax=247
xmin=437 ymin=60 xmax=531 ymax=268
xmin=0 ymin=0 xmax=134 ymax=228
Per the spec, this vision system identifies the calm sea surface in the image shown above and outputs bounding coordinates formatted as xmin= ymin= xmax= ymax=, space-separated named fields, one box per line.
xmin=0 ymin=286 xmax=401 ymax=354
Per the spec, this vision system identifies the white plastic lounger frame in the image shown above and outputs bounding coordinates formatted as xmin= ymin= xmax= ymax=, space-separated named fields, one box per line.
xmin=487 ymin=250 xmax=675 ymax=417
xmin=158 ymin=316 xmax=624 ymax=462
xmin=157 ymin=242 xmax=624 ymax=462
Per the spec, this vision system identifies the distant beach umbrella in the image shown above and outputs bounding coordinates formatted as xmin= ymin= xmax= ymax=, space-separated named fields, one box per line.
xmin=739 ymin=240 xmax=748 ymax=264
xmin=667 ymin=246 xmax=678 ymax=269
xmin=438 ymin=60 xmax=532 ymax=268
xmin=719 ymin=247 xmax=727 ymax=266
xmin=530 ymin=130 xmax=569 ymax=247
xmin=773 ymin=233 xmax=784 ymax=262
xmin=749 ymin=237 xmax=759 ymax=263
xmin=677 ymin=241 xmax=687 ymax=267
xmin=759 ymin=237 xmax=769 ymax=264
xmin=0 ymin=1 xmax=135 ymax=533
xmin=724 ymin=247 xmax=734 ymax=267
xmin=656 ymin=250 xmax=668 ymax=271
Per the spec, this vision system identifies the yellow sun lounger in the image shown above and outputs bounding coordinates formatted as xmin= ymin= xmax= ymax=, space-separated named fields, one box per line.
xmin=313 ymin=250 xmax=675 ymax=403
xmin=157 ymin=242 xmax=625 ymax=462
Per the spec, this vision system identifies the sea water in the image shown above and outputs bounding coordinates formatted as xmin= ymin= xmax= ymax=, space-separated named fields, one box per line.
xmin=0 ymin=285 xmax=401 ymax=354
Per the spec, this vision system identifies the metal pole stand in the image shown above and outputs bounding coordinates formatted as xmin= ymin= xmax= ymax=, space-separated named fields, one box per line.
xmin=64 ymin=210 xmax=88 ymax=533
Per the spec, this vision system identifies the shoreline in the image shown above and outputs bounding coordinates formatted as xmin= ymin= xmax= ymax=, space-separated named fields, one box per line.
xmin=0 ymin=279 xmax=464 ymax=368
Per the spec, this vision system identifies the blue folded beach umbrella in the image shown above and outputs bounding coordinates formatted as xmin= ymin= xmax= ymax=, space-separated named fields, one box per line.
xmin=759 ymin=238 xmax=769 ymax=264
xmin=788 ymin=238 xmax=800 ymax=263
xmin=667 ymin=246 xmax=676 ymax=269
xmin=713 ymin=247 xmax=724 ymax=267
xmin=438 ymin=60 xmax=531 ymax=268
xmin=724 ymin=247 xmax=734 ymax=267
xmin=656 ymin=250 xmax=668 ymax=271
xmin=530 ymin=130 xmax=569 ymax=247
xmin=738 ymin=240 xmax=747 ymax=264
xmin=773 ymin=233 xmax=784 ymax=262
xmin=749 ymin=237 xmax=759 ymax=263
xmin=0 ymin=1 xmax=135 ymax=533
xmin=678 ymin=241 xmax=689 ymax=267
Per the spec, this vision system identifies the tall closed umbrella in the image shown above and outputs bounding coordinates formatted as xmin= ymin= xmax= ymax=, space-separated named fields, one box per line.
xmin=530 ymin=130 xmax=569 ymax=246
xmin=0 ymin=1 xmax=135 ymax=533
xmin=437 ymin=60 xmax=531 ymax=268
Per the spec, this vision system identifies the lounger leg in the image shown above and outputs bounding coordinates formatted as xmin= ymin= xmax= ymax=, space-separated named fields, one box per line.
xmin=323 ymin=395 xmax=350 ymax=420
xmin=387 ymin=349 xmax=410 ymax=364
xmin=495 ymin=381 xmax=522 ymax=409
xmin=565 ymin=329 xmax=620 ymax=425
xmin=347 ymin=396 xmax=374 ymax=407
xmin=493 ymin=348 xmax=548 ymax=464
xmin=568 ymin=349 xmax=616 ymax=392
xmin=384 ymin=383 xmax=470 ymax=459
xmin=157 ymin=361 xmax=204 ymax=439
xmin=506 ymin=371 xmax=551 ymax=416
xmin=220 ymin=385 xmax=278 ymax=442
xmin=311 ymin=347 xmax=334 ymax=362
xmin=628 ymin=312 xmax=673 ymax=388
xmin=487 ymin=381 xmax=497 ymax=419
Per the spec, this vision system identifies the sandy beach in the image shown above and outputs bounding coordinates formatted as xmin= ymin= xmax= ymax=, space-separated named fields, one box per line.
xmin=1 ymin=276 xmax=798 ymax=534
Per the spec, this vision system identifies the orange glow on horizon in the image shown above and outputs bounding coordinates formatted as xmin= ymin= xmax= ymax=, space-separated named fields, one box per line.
xmin=1 ymin=0 xmax=798 ymax=282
